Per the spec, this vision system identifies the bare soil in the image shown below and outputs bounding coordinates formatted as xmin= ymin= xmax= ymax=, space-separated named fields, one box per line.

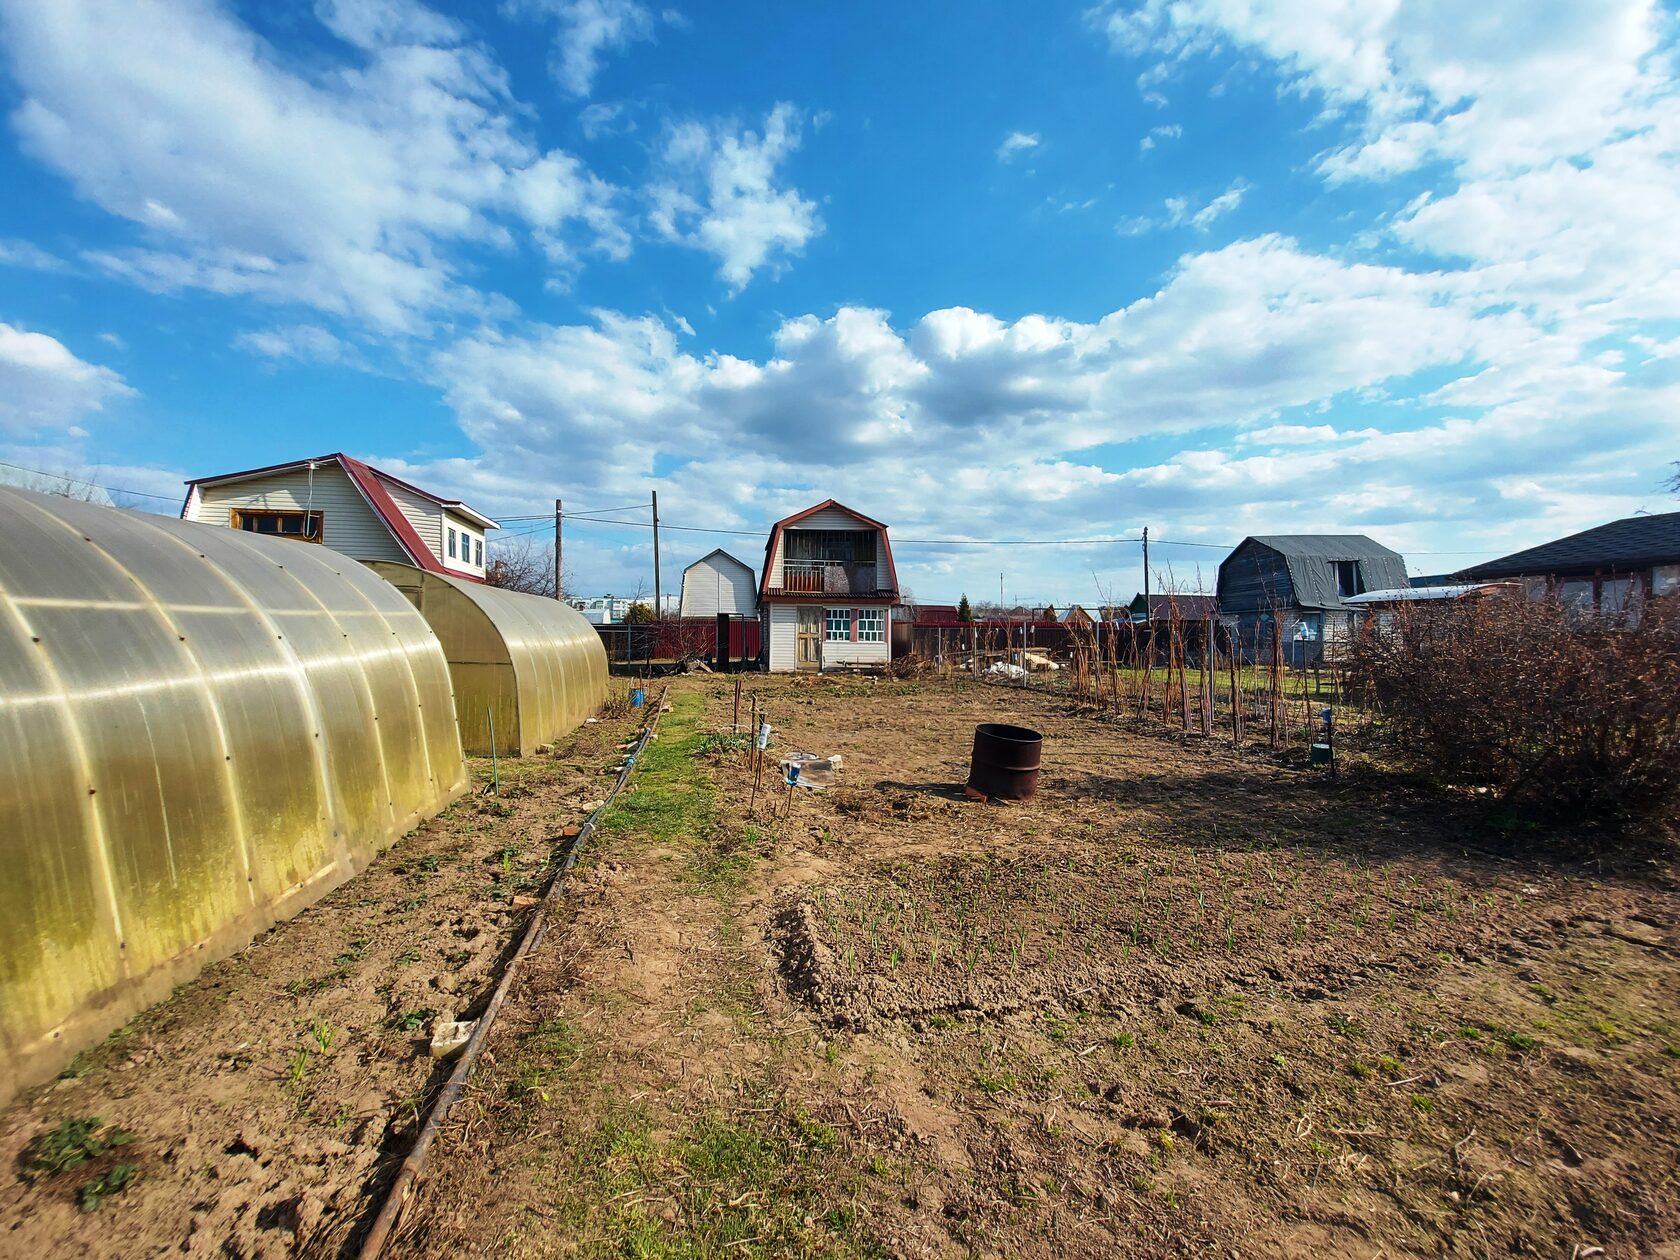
xmin=0 ymin=703 xmax=644 ymax=1259
xmin=5 ymin=675 xmax=1678 ymax=1259
xmin=395 ymin=677 xmax=1680 ymax=1258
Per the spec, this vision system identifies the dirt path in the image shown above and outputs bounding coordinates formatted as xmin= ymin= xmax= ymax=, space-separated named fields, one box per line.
xmin=0 ymin=702 xmax=644 ymax=1259
xmin=389 ymin=676 xmax=1680 ymax=1258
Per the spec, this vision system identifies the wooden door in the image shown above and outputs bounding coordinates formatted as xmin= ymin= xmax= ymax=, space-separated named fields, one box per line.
xmin=796 ymin=607 xmax=821 ymax=670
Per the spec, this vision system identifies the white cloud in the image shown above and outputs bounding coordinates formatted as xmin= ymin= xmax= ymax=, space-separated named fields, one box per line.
xmin=579 ymin=100 xmax=632 ymax=139
xmin=1238 ymin=424 xmax=1374 ymax=446
xmin=398 ymin=222 xmax=1680 ymax=595
xmin=1138 ymin=123 xmax=1181 ymax=152
xmin=0 ymin=323 xmax=133 ymax=435
xmin=1094 ymin=0 xmax=1680 ymax=362
xmin=649 ymin=103 xmax=822 ymax=293
xmin=996 ymin=131 xmax=1041 ymax=162
xmin=1120 ymin=179 xmax=1247 ymax=234
xmin=0 ymin=237 xmax=65 ymax=270
xmin=1 ymin=0 xmax=627 ymax=332
xmin=234 ymin=324 xmax=359 ymax=367
xmin=510 ymin=0 xmax=657 ymax=98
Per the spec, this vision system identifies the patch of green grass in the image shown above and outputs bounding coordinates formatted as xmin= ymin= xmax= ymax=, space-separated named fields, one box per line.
xmin=601 ymin=693 xmax=711 ymax=844
xmin=1113 ymin=1032 xmax=1136 ymax=1051
xmin=1044 ymin=1018 xmax=1070 ymax=1043
xmin=1410 ymin=1093 xmax=1435 ymax=1114
xmin=1326 ymin=1013 xmax=1364 ymax=1039
xmin=1347 ymin=1060 xmax=1374 ymax=1080
xmin=390 ymin=1007 xmax=438 ymax=1033
xmin=973 ymin=1070 xmax=1017 ymax=1095
xmin=1503 ymin=1030 xmax=1537 ymax=1052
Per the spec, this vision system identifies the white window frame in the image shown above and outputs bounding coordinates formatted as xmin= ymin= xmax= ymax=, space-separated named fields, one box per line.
xmin=825 ymin=608 xmax=851 ymax=641
xmin=447 ymin=527 xmax=457 ymax=560
xmin=474 ymin=537 xmax=483 ymax=567
xmin=857 ymin=608 xmax=885 ymax=643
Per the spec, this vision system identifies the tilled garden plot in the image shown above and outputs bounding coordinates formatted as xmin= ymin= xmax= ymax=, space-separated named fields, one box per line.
xmin=383 ymin=675 xmax=1680 ymax=1259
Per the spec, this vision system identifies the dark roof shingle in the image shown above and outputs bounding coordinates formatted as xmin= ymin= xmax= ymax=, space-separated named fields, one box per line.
xmin=1462 ymin=512 xmax=1680 ymax=580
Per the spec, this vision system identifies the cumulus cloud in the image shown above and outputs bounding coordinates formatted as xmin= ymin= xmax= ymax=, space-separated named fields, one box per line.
xmin=0 ymin=323 xmax=133 ymax=435
xmin=996 ymin=131 xmax=1041 ymax=162
xmin=649 ymin=103 xmax=822 ymax=293
xmin=1 ymin=0 xmax=627 ymax=332
xmin=1093 ymin=0 xmax=1680 ymax=378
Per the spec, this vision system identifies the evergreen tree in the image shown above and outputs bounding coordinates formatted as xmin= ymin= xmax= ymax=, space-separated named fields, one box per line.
xmin=957 ymin=594 xmax=973 ymax=621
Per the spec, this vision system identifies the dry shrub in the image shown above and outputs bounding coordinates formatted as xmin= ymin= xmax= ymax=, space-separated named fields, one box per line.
xmin=886 ymin=651 xmax=929 ymax=679
xmin=1351 ymin=593 xmax=1680 ymax=826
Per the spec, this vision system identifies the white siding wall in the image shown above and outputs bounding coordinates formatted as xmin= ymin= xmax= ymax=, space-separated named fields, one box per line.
xmin=189 ymin=466 xmax=408 ymax=562
xmin=383 ymin=482 xmax=443 ymax=557
xmin=440 ymin=508 xmax=486 ymax=576
xmin=766 ymin=603 xmax=800 ymax=671
xmin=680 ymin=554 xmax=757 ymax=617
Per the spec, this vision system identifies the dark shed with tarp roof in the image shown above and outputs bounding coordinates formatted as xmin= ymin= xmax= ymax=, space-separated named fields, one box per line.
xmin=1217 ymin=534 xmax=1409 ymax=664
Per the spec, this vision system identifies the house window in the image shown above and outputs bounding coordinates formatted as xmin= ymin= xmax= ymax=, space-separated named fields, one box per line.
xmin=857 ymin=608 xmax=885 ymax=643
xmin=1600 ymin=577 xmax=1634 ymax=617
xmin=825 ymin=608 xmax=851 ymax=641
xmin=231 ymin=508 xmax=323 ymax=543
xmin=447 ymin=528 xmax=457 ymax=559
xmin=474 ymin=538 xmax=483 ymax=567
xmin=1655 ymin=565 xmax=1680 ymax=597
xmin=1294 ymin=612 xmax=1322 ymax=641
xmin=1332 ymin=560 xmax=1362 ymax=598
xmin=1559 ymin=578 xmax=1594 ymax=610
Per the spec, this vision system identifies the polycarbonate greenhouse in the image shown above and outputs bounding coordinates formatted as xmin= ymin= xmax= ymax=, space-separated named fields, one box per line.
xmin=369 ymin=563 xmax=609 ymax=757
xmin=0 ymin=489 xmax=467 ymax=1104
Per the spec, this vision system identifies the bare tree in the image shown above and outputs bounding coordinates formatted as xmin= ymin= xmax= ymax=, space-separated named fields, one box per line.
xmin=1667 ymin=461 xmax=1679 ymax=496
xmin=484 ymin=533 xmax=564 ymax=598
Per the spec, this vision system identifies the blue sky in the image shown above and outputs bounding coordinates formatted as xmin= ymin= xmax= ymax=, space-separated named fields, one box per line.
xmin=1 ymin=0 xmax=1677 ymax=606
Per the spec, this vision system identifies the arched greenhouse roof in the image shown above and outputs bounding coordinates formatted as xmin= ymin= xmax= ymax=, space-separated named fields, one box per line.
xmin=0 ymin=488 xmax=466 ymax=1103
xmin=368 ymin=563 xmax=609 ymax=757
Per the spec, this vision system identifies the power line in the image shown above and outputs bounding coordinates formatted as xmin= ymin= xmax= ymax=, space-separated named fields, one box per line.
xmin=0 ymin=458 xmax=182 ymax=503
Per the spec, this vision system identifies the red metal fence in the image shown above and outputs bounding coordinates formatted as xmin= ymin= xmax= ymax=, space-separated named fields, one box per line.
xmin=595 ymin=616 xmax=761 ymax=667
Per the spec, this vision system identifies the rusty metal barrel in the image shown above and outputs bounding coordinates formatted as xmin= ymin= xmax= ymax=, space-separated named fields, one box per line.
xmin=967 ymin=722 xmax=1043 ymax=801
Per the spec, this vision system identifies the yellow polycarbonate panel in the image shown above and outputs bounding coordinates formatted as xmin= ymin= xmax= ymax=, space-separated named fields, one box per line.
xmin=0 ymin=489 xmax=467 ymax=1105
xmin=367 ymin=563 xmax=608 ymax=756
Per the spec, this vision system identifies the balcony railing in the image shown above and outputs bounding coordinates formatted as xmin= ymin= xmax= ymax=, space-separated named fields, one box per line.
xmin=772 ymin=559 xmax=888 ymax=596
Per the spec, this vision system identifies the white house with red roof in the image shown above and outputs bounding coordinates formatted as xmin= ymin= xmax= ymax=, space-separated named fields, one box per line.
xmin=181 ymin=453 xmax=498 ymax=580
xmin=759 ymin=500 xmax=898 ymax=671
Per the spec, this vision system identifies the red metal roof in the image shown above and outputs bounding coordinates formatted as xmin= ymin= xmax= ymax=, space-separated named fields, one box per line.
xmin=758 ymin=498 xmax=900 ymax=600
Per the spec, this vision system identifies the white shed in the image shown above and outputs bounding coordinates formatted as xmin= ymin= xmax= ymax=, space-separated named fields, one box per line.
xmin=679 ymin=549 xmax=758 ymax=618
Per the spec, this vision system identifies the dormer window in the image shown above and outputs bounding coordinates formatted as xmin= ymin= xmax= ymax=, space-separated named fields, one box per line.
xmin=1333 ymin=560 xmax=1362 ymax=598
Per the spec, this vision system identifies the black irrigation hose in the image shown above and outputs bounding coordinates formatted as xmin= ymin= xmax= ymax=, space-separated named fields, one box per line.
xmin=357 ymin=687 xmax=670 ymax=1259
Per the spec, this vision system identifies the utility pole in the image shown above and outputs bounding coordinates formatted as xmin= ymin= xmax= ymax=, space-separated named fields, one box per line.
xmin=1142 ymin=526 xmax=1150 ymax=614
xmin=553 ymin=498 xmax=562 ymax=601
xmin=651 ymin=490 xmax=662 ymax=620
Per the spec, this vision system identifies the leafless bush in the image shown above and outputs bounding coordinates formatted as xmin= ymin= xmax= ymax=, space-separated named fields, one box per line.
xmin=1350 ymin=593 xmax=1680 ymax=827
xmin=484 ymin=534 xmax=561 ymax=598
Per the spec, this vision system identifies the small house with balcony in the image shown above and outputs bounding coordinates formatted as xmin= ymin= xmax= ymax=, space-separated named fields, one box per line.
xmin=759 ymin=500 xmax=898 ymax=671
